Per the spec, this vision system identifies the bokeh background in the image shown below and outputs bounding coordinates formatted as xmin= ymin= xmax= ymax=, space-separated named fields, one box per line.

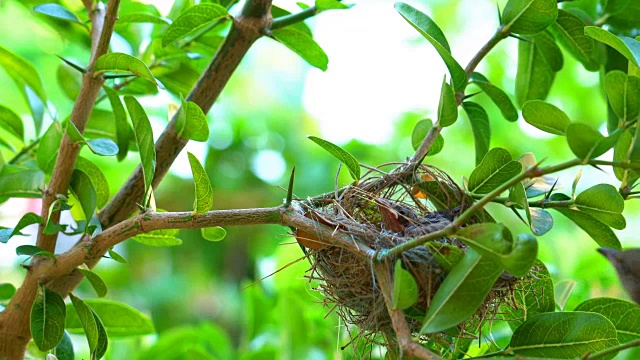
xmin=0 ymin=0 xmax=638 ymax=358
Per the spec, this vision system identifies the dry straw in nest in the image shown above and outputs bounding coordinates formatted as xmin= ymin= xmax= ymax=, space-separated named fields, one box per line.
xmin=295 ymin=164 xmax=525 ymax=351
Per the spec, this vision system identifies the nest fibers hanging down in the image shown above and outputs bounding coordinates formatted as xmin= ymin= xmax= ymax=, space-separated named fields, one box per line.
xmin=293 ymin=164 xmax=535 ymax=348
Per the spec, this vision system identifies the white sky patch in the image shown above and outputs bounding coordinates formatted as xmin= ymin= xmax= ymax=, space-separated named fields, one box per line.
xmin=251 ymin=150 xmax=286 ymax=183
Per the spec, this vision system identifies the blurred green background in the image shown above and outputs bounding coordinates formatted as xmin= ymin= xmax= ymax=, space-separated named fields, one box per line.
xmin=0 ymin=0 xmax=638 ymax=358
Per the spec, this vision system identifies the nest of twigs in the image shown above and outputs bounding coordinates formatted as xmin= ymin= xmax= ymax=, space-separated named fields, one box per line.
xmin=295 ymin=164 xmax=524 ymax=350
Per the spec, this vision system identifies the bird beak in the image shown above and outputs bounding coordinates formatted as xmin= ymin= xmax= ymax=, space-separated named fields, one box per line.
xmin=597 ymin=247 xmax=618 ymax=262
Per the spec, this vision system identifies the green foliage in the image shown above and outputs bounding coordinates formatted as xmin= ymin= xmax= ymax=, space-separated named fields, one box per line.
xmin=462 ymin=101 xmax=491 ymax=165
xmin=272 ymin=28 xmax=329 ymax=71
xmin=65 ymin=299 xmax=155 ymax=337
xmin=469 ymin=73 xmax=518 ymax=122
xmin=501 ymin=0 xmax=558 ymax=35
xmin=392 ymin=260 xmax=418 ymax=310
xmin=31 ymin=284 xmax=66 ymax=351
xmin=468 ymin=147 xmax=522 ymax=194
xmin=94 ymin=53 xmax=157 ymax=85
xmin=188 ymin=152 xmax=213 ymax=214
xmin=411 ymin=119 xmax=444 ymax=155
xmin=0 ymin=212 xmax=43 ymax=243
xmin=162 ymin=4 xmax=228 ymax=47
xmin=308 ymin=135 xmax=361 ymax=181
xmin=124 ymin=96 xmax=156 ymax=208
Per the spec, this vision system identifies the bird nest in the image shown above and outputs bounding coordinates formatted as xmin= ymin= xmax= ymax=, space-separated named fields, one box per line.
xmin=295 ymin=164 xmax=524 ymax=350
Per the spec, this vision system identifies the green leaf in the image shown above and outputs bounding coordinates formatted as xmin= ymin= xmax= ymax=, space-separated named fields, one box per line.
xmin=574 ymin=298 xmax=640 ymax=343
xmin=584 ymin=27 xmax=640 ymax=68
xmin=34 ymin=4 xmax=86 ymax=26
xmin=57 ymin=62 xmax=82 ymax=101
xmin=86 ymin=138 xmax=119 ymax=156
xmin=16 ymin=245 xmax=56 ymax=260
xmin=162 ymin=4 xmax=228 ymax=47
xmin=501 ymin=233 xmax=538 ymax=277
xmin=31 ymin=284 xmax=66 ymax=351
xmin=75 ymin=157 xmax=110 ymax=209
xmin=501 ymin=0 xmax=558 ymax=35
xmin=77 ymin=269 xmax=108 ymax=298
xmin=315 ymin=0 xmax=349 ymax=10
xmin=468 ymin=147 xmax=523 ymax=194
xmin=70 ymin=170 xmax=97 ymax=222
xmin=604 ymin=71 xmax=640 ymax=125
xmin=176 ymin=99 xmax=209 ymax=142
xmin=0 ymin=167 xmax=45 ymax=199
xmin=103 ymin=86 xmax=132 ymax=161
xmin=272 ymin=28 xmax=329 ymax=71
xmin=133 ymin=231 xmax=183 ymax=246
xmin=521 ymin=100 xmax=571 ymax=135
xmin=555 ymin=280 xmax=576 ymax=311
xmin=530 ymin=208 xmax=553 ymax=236
xmin=437 ymin=77 xmax=458 ymax=126
xmin=0 ymin=104 xmax=24 ymax=140
xmin=411 ymin=119 xmax=444 ymax=155
xmin=554 ymin=208 xmax=621 ymax=249
xmin=462 ymin=101 xmax=491 ymax=165
xmin=426 ymin=243 xmax=463 ymax=272
xmin=308 ymin=136 xmax=360 ymax=181
xmin=551 ymin=9 xmax=596 ymax=70
xmin=95 ymin=53 xmax=157 ymax=85
xmin=37 ymin=121 xmax=63 ymax=173
xmin=574 ymin=184 xmax=625 ymax=230
xmin=509 ymin=312 xmax=619 ymax=358
xmin=0 ymin=212 xmax=43 ymax=243
xmin=201 ymin=227 xmax=226 ymax=241
xmin=421 ymin=249 xmax=503 ymax=333
xmin=187 ymin=152 xmax=213 ymax=214
xmin=66 ymin=299 xmax=155 ymax=337
xmin=613 ymin=128 xmax=640 ymax=183
xmin=502 ymin=260 xmax=555 ymax=328
xmin=124 ymin=96 xmax=156 ymax=208
xmin=108 ymin=248 xmax=127 ymax=263
xmin=392 ymin=260 xmax=418 ymax=310
xmin=0 ymin=283 xmax=16 ymax=300
xmin=566 ymin=123 xmax=621 ymax=159
xmin=92 ymin=309 xmax=109 ymax=359
xmin=118 ymin=12 xmax=170 ymax=25
xmin=469 ymin=73 xmax=518 ymax=122
xmin=0 ymin=45 xmax=48 ymax=110
xmin=516 ymin=31 xmax=562 ymax=106
xmin=394 ymin=2 xmax=467 ymax=91
xmin=271 ymin=5 xmax=312 ymax=36
xmin=69 ymin=294 xmax=99 ymax=355
xmin=54 ymin=331 xmax=75 ymax=360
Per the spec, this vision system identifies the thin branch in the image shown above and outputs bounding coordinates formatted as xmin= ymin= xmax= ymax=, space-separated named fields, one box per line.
xmin=582 ymin=340 xmax=640 ymax=360
xmin=272 ymin=6 xmax=319 ymax=30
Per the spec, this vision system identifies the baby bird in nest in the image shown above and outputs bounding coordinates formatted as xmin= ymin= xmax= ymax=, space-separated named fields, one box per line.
xmin=374 ymin=198 xmax=456 ymax=237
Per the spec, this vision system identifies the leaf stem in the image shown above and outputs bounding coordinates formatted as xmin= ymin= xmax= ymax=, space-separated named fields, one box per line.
xmin=582 ymin=340 xmax=640 ymax=359
xmin=271 ymin=6 xmax=319 ymax=30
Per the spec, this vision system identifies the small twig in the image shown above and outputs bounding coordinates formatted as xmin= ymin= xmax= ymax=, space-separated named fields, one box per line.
xmin=582 ymin=340 xmax=640 ymax=359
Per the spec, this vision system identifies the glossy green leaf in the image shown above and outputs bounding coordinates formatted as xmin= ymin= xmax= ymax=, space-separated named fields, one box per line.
xmin=86 ymin=138 xmax=119 ymax=156
xmin=37 ymin=121 xmax=63 ymax=173
xmin=54 ymin=331 xmax=75 ymax=360
xmin=0 ymin=46 xmax=47 ymax=107
xmin=118 ymin=13 xmax=170 ymax=25
xmin=31 ymin=284 xmax=66 ymax=351
xmin=316 ymin=0 xmax=349 ymax=10
xmin=530 ymin=208 xmax=553 ymax=236
xmin=124 ymin=96 xmax=156 ymax=207
xmin=162 ymin=4 xmax=228 ymax=47
xmin=75 ymin=157 xmax=110 ymax=209
xmin=176 ymin=100 xmax=209 ymax=142
xmin=501 ymin=233 xmax=538 ymax=277
xmin=271 ymin=5 xmax=312 ymax=36
xmin=462 ymin=101 xmax=491 ymax=165
xmin=551 ymin=9 xmax=596 ymax=70
xmin=77 ymin=269 xmax=108 ymax=298
xmin=554 ymin=208 xmax=621 ymax=249
xmin=605 ymin=1 xmax=640 ymax=32
xmin=16 ymin=245 xmax=56 ymax=260
xmin=92 ymin=309 xmax=109 ymax=359
xmin=57 ymin=62 xmax=82 ymax=101
xmin=201 ymin=227 xmax=226 ymax=241
xmin=437 ymin=77 xmax=458 ymax=126
xmin=509 ymin=312 xmax=619 ymax=358
xmin=70 ymin=170 xmax=96 ymax=222
xmin=468 ymin=147 xmax=522 ymax=194
xmin=574 ymin=298 xmax=640 ymax=343
xmin=502 ymin=0 xmax=558 ymax=35
xmin=394 ymin=2 xmax=467 ymax=91
xmin=411 ymin=119 xmax=444 ymax=156
xmin=308 ymin=136 xmax=360 ymax=181
xmin=392 ymin=260 xmax=418 ymax=310
xmin=0 ymin=104 xmax=24 ymax=140
xmin=0 ymin=167 xmax=45 ymax=199
xmin=566 ymin=123 xmax=621 ymax=159
xmin=426 ymin=243 xmax=463 ymax=272
xmin=502 ymin=260 xmax=555 ymax=328
xmin=521 ymin=100 xmax=571 ymax=135
xmin=95 ymin=53 xmax=157 ymax=85
xmin=0 ymin=283 xmax=16 ymax=300
xmin=510 ymin=181 xmax=530 ymax=214
xmin=187 ymin=152 xmax=213 ymax=214
xmin=516 ymin=31 xmax=562 ymax=106
xmin=108 ymin=248 xmax=127 ymax=263
xmin=66 ymin=299 xmax=155 ymax=337
xmin=421 ymin=249 xmax=502 ymax=333
xmin=133 ymin=232 xmax=183 ymax=246
xmin=69 ymin=294 xmax=99 ymax=355
xmin=34 ymin=4 xmax=85 ymax=26
xmin=43 ymin=199 xmax=71 ymax=236
xmin=470 ymin=73 xmax=518 ymax=121
xmin=604 ymin=71 xmax=640 ymax=124
xmin=613 ymin=129 xmax=640 ymax=183
xmin=103 ymin=86 xmax=132 ymax=161
xmin=575 ymin=184 xmax=625 ymax=230
xmin=584 ymin=27 xmax=640 ymax=68
xmin=272 ymin=28 xmax=329 ymax=71
xmin=0 ymin=212 xmax=43 ymax=243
